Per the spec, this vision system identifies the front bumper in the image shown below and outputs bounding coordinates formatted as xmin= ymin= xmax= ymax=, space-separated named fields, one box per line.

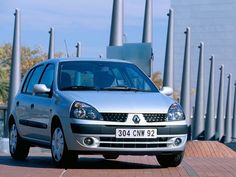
xmin=63 ymin=119 xmax=188 ymax=155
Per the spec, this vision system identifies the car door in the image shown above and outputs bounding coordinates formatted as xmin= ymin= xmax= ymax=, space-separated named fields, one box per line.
xmin=15 ymin=68 xmax=35 ymax=136
xmin=17 ymin=64 xmax=45 ymax=140
xmin=31 ymin=64 xmax=55 ymax=142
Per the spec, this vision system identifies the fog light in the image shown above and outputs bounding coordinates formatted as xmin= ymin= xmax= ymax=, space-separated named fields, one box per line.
xmin=84 ymin=137 xmax=94 ymax=146
xmin=174 ymin=138 xmax=182 ymax=146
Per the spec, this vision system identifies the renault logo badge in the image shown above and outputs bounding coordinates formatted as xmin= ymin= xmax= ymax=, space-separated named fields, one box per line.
xmin=133 ymin=115 xmax=140 ymax=124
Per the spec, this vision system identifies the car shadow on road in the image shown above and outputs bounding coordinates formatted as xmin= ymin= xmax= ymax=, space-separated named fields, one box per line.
xmin=0 ymin=155 xmax=160 ymax=169
xmin=74 ymin=157 xmax=160 ymax=169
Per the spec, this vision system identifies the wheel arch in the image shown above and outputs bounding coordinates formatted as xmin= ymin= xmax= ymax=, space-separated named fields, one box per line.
xmin=51 ymin=115 xmax=62 ymax=134
xmin=8 ymin=115 xmax=15 ymax=130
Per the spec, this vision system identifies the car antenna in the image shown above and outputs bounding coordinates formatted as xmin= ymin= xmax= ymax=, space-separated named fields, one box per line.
xmin=64 ymin=39 xmax=70 ymax=58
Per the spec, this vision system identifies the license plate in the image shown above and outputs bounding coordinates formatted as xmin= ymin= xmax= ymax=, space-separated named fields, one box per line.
xmin=116 ymin=129 xmax=157 ymax=138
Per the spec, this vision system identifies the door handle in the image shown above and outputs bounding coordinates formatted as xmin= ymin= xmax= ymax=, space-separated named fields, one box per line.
xmin=16 ymin=101 xmax=19 ymax=106
xmin=30 ymin=104 xmax=34 ymax=109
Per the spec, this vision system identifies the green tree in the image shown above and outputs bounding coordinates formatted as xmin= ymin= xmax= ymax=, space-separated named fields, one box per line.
xmin=151 ymin=72 xmax=163 ymax=89
xmin=0 ymin=67 xmax=9 ymax=104
xmin=0 ymin=43 xmax=63 ymax=104
xmin=151 ymin=71 xmax=180 ymax=101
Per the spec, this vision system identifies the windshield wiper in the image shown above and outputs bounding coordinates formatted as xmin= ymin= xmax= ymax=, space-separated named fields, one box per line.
xmin=61 ymin=85 xmax=98 ymax=91
xmin=101 ymin=86 xmax=143 ymax=91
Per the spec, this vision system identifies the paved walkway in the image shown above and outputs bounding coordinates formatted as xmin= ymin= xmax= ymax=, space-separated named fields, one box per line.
xmin=0 ymin=141 xmax=236 ymax=177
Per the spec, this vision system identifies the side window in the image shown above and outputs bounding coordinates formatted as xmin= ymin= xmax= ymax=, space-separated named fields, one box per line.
xmin=22 ymin=69 xmax=34 ymax=93
xmin=39 ymin=64 xmax=55 ymax=89
xmin=26 ymin=65 xmax=45 ymax=94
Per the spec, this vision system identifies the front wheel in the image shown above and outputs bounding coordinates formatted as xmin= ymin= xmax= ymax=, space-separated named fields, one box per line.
xmin=51 ymin=126 xmax=77 ymax=167
xmin=9 ymin=123 xmax=30 ymax=160
xmin=156 ymin=152 xmax=184 ymax=167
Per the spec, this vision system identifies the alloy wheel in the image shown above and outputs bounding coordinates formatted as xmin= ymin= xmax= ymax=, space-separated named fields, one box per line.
xmin=9 ymin=124 xmax=17 ymax=154
xmin=52 ymin=127 xmax=65 ymax=162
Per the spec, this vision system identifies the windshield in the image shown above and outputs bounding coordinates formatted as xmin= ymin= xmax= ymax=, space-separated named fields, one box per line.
xmin=58 ymin=61 xmax=158 ymax=92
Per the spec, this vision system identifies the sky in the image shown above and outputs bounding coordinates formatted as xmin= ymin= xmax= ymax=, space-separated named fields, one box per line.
xmin=0 ymin=0 xmax=170 ymax=73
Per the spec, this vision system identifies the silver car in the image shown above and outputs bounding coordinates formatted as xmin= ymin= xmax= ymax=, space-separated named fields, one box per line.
xmin=8 ymin=58 xmax=187 ymax=167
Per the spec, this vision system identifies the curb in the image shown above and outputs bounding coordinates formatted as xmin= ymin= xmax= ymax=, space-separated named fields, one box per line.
xmin=0 ymin=138 xmax=9 ymax=153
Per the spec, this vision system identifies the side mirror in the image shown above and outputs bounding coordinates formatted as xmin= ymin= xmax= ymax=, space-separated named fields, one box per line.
xmin=160 ymin=86 xmax=173 ymax=96
xmin=33 ymin=84 xmax=51 ymax=94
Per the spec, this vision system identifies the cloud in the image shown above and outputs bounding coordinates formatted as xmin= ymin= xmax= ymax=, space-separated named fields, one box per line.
xmin=156 ymin=0 xmax=170 ymax=18
xmin=123 ymin=0 xmax=170 ymax=27
xmin=0 ymin=0 xmax=170 ymax=58
xmin=0 ymin=0 xmax=113 ymax=31
xmin=1 ymin=0 xmax=170 ymax=30
xmin=125 ymin=0 xmax=170 ymax=19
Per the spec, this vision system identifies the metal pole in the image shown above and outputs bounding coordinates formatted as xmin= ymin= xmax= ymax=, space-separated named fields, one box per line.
xmin=192 ymin=42 xmax=205 ymax=140
xmin=7 ymin=9 xmax=21 ymax=122
xmin=48 ymin=27 xmax=55 ymax=59
xmin=232 ymin=81 xmax=236 ymax=142
xmin=225 ymin=74 xmax=232 ymax=143
xmin=76 ymin=42 xmax=81 ymax=58
xmin=205 ymin=55 xmax=215 ymax=140
xmin=180 ymin=27 xmax=191 ymax=127
xmin=215 ymin=65 xmax=225 ymax=142
xmin=109 ymin=0 xmax=124 ymax=46
xmin=163 ymin=9 xmax=174 ymax=88
xmin=142 ymin=0 xmax=153 ymax=43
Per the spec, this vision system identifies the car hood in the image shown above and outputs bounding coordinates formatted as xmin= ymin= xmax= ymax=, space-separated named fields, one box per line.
xmin=59 ymin=91 xmax=175 ymax=113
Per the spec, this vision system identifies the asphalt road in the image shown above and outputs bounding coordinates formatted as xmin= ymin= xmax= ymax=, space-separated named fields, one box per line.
xmin=1 ymin=149 xmax=236 ymax=177
xmin=1 ymin=141 xmax=236 ymax=177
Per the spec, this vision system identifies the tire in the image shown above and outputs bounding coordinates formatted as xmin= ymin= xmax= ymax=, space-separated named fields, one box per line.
xmin=51 ymin=125 xmax=78 ymax=167
xmin=103 ymin=154 xmax=119 ymax=160
xmin=9 ymin=123 xmax=30 ymax=160
xmin=156 ymin=152 xmax=184 ymax=167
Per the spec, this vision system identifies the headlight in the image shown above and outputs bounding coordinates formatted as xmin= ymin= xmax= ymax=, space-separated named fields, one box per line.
xmin=167 ymin=103 xmax=185 ymax=121
xmin=70 ymin=101 xmax=103 ymax=120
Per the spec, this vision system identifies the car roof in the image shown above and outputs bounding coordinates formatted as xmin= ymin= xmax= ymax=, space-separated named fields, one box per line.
xmin=35 ymin=58 xmax=132 ymax=67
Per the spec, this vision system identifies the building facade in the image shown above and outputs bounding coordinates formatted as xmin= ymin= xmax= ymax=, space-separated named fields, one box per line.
xmin=171 ymin=0 xmax=236 ymax=111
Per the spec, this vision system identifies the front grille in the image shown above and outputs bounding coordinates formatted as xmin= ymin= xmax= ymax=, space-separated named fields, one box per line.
xmin=99 ymin=137 xmax=169 ymax=148
xmin=143 ymin=113 xmax=167 ymax=122
xmin=101 ymin=113 xmax=128 ymax=122
xmin=101 ymin=113 xmax=167 ymax=122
